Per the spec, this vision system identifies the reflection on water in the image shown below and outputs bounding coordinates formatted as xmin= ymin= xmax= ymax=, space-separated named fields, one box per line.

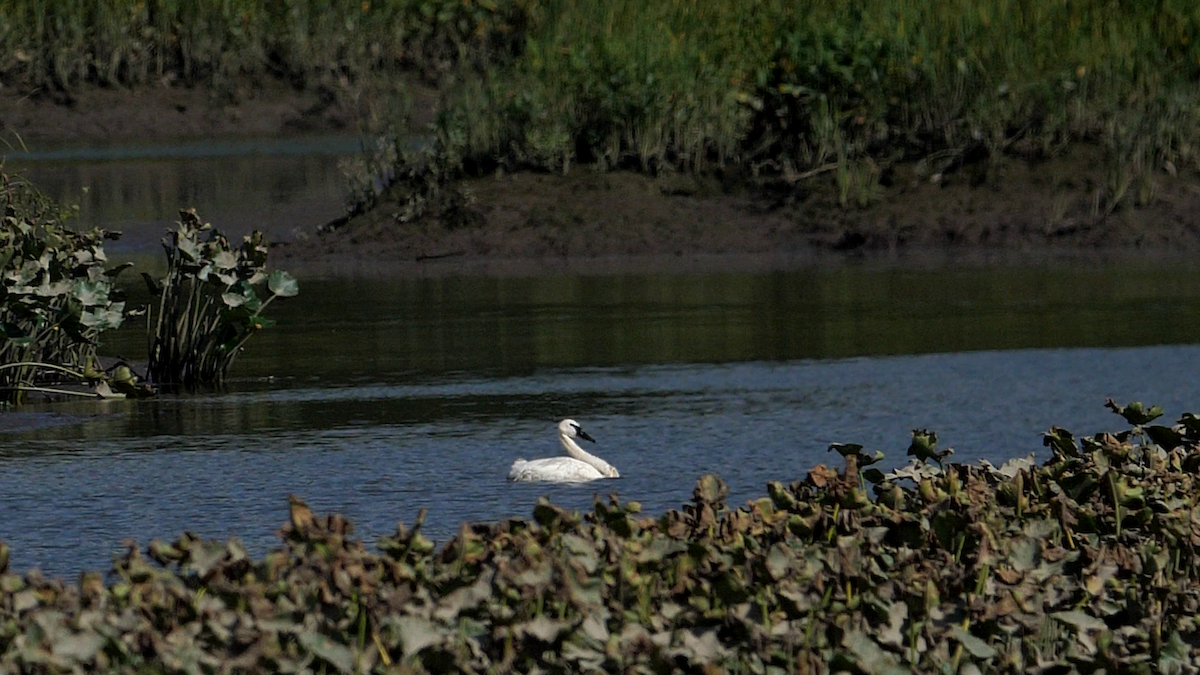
xmin=3 ymin=264 xmax=1200 ymax=577
xmin=2 ymin=135 xmax=358 ymax=251
xmin=101 ymin=264 xmax=1200 ymax=378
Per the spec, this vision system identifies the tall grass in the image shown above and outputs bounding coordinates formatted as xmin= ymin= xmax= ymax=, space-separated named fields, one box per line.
xmin=4 ymin=0 xmax=1199 ymax=212
xmin=0 ymin=0 xmax=532 ymax=92
xmin=383 ymin=0 xmax=1200 ymax=210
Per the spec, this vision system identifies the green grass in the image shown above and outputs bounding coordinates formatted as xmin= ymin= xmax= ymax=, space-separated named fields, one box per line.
xmin=0 ymin=0 xmax=529 ymax=92
xmin=430 ymin=0 xmax=1200 ymax=177
xmin=3 ymin=0 xmax=1200 ymax=213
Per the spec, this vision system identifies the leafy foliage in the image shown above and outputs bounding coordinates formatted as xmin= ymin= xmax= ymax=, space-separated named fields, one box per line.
xmin=6 ymin=401 xmax=1200 ymax=672
xmin=0 ymin=171 xmax=136 ymax=403
xmin=144 ymin=209 xmax=297 ymax=388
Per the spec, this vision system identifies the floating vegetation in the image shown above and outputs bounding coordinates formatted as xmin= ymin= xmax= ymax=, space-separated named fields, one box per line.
xmin=0 ymin=171 xmax=138 ymax=403
xmin=144 ymin=208 xmax=298 ymax=389
xmin=4 ymin=400 xmax=1200 ymax=672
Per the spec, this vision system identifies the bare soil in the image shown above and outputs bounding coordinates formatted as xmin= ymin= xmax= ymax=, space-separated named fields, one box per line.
xmin=273 ymin=146 xmax=1200 ymax=276
xmin=4 ymin=82 xmax=1200 ymax=276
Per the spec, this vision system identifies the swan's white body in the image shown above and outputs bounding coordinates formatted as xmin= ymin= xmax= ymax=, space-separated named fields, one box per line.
xmin=508 ymin=419 xmax=619 ymax=483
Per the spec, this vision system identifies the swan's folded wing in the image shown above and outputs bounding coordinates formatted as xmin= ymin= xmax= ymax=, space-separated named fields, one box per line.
xmin=508 ymin=457 xmax=603 ymax=483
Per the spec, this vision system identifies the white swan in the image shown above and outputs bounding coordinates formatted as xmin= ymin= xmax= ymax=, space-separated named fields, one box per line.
xmin=508 ymin=419 xmax=619 ymax=483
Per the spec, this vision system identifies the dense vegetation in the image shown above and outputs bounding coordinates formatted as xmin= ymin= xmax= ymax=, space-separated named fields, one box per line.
xmin=3 ymin=400 xmax=1200 ymax=673
xmin=0 ymin=0 xmax=524 ymax=93
xmin=0 ymin=170 xmax=135 ymax=402
xmin=4 ymin=0 xmax=1199 ymax=218
xmin=370 ymin=0 xmax=1200 ymax=217
xmin=144 ymin=209 xmax=298 ymax=388
xmin=0 ymin=171 xmax=296 ymax=400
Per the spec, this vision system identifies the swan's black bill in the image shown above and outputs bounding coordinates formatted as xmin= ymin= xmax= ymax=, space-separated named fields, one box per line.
xmin=574 ymin=426 xmax=596 ymax=443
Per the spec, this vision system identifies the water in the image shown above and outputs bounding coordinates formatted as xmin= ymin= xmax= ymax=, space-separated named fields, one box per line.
xmin=3 ymin=136 xmax=1200 ymax=576
xmin=2 ymin=135 xmax=358 ymax=251
xmin=4 ymin=266 xmax=1200 ymax=578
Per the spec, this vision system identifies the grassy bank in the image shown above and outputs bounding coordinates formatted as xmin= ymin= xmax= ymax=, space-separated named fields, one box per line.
xmin=5 ymin=1 xmax=1200 ymax=236
xmin=0 ymin=0 xmax=526 ymax=97
xmin=3 ymin=401 xmax=1200 ymax=672
xmin=366 ymin=0 xmax=1200 ymax=223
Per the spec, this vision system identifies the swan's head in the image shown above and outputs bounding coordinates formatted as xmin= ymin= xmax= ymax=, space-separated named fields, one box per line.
xmin=559 ymin=418 xmax=595 ymax=443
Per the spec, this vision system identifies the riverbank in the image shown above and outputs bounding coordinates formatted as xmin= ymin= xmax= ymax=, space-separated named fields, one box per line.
xmin=269 ymin=143 xmax=1200 ymax=277
xmin=3 ymin=0 xmax=1200 ymax=278
xmin=4 ymin=82 xmax=1200 ymax=279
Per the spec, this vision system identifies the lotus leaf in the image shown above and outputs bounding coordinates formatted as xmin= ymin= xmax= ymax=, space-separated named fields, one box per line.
xmin=145 ymin=209 xmax=297 ymax=387
xmin=297 ymin=631 xmax=355 ymax=674
xmin=268 ymin=270 xmax=299 ymax=298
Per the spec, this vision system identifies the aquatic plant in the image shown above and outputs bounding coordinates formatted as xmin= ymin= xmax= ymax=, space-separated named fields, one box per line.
xmin=0 ymin=171 xmax=137 ymax=403
xmin=5 ymin=399 xmax=1200 ymax=672
xmin=144 ymin=208 xmax=297 ymax=388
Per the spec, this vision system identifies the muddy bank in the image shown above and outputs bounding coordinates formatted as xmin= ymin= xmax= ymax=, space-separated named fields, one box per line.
xmin=4 ymin=84 xmax=1200 ymax=277
xmin=272 ymin=144 xmax=1200 ymax=277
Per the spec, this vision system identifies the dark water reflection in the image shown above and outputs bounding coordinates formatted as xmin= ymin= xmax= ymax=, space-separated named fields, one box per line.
xmin=3 ymin=264 xmax=1200 ymax=577
xmin=167 ymin=265 xmax=1200 ymax=377
xmin=3 ymin=135 xmax=356 ymax=251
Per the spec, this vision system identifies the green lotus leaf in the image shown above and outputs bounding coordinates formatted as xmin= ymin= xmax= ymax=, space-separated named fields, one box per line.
xmin=268 ymin=270 xmax=299 ymax=298
xmin=51 ymin=631 xmax=106 ymax=663
xmin=35 ymin=279 xmax=71 ymax=297
xmin=388 ymin=615 xmax=445 ymax=655
xmin=1104 ymin=398 xmax=1163 ymax=425
xmin=669 ymin=629 xmax=729 ymax=665
xmin=693 ymin=474 xmax=728 ymax=506
xmin=175 ymin=230 xmax=200 ymax=261
xmin=950 ymin=625 xmax=996 ymax=659
xmin=517 ymin=615 xmax=571 ymax=643
xmin=1052 ymin=610 xmax=1107 ymax=631
xmin=297 ymin=631 xmax=354 ymax=675
xmin=1144 ymin=425 xmax=1184 ymax=450
xmin=72 ymin=279 xmax=110 ymax=306
xmin=1159 ymin=631 xmax=1191 ymax=673
xmin=141 ymin=272 xmax=164 ymax=297
xmin=6 ymin=264 xmax=38 ymax=286
xmin=73 ymin=249 xmax=100 ymax=266
xmin=829 ymin=442 xmax=864 ymax=457
xmin=764 ymin=543 xmax=792 ymax=580
xmin=222 ymin=281 xmax=262 ymax=311
xmin=213 ymin=250 xmax=238 ymax=270
xmin=842 ymin=630 xmax=907 ymax=675
xmin=105 ymin=261 xmax=134 ymax=279
xmin=81 ymin=303 xmax=125 ymax=330
xmin=184 ymin=539 xmax=230 ymax=577
xmin=907 ymin=429 xmax=951 ymax=464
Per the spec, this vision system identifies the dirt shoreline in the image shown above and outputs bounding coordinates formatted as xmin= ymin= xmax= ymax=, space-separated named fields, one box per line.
xmin=271 ymin=152 xmax=1200 ymax=277
xmin=5 ymin=83 xmax=1200 ymax=277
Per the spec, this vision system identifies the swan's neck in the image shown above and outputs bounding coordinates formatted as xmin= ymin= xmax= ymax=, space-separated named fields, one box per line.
xmin=561 ymin=435 xmax=613 ymax=474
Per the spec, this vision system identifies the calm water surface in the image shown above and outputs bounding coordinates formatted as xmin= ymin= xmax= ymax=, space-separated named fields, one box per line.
xmin=3 ymin=267 xmax=1200 ymax=577
xmin=2 ymin=135 xmax=357 ymax=250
